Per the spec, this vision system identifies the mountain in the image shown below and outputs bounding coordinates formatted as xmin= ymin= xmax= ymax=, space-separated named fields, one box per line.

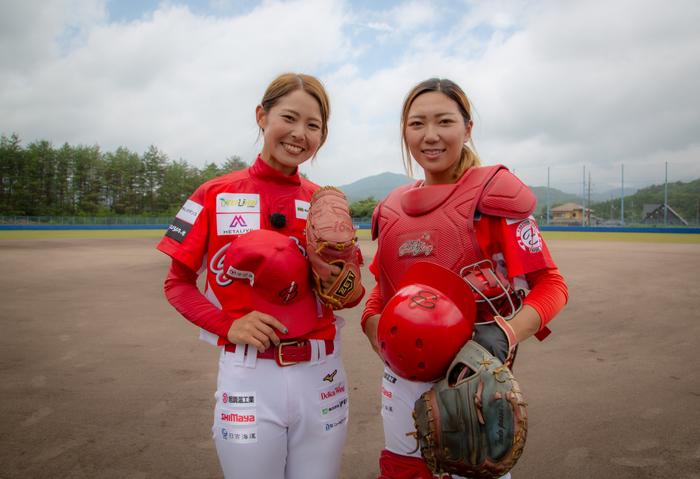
xmin=336 ymin=173 xmax=582 ymax=212
xmin=333 ymin=172 xmax=698 ymax=222
xmin=335 ymin=172 xmax=414 ymax=204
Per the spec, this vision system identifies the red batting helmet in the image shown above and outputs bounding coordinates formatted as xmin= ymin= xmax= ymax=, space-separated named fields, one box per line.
xmin=377 ymin=262 xmax=476 ymax=382
xmin=459 ymin=260 xmax=524 ymax=323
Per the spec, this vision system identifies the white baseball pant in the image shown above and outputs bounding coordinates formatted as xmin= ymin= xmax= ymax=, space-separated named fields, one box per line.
xmin=380 ymin=366 xmax=511 ymax=479
xmin=213 ymin=340 xmax=349 ymax=479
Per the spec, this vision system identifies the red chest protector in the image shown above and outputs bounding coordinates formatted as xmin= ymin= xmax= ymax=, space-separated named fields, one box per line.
xmin=372 ymin=165 xmax=536 ymax=307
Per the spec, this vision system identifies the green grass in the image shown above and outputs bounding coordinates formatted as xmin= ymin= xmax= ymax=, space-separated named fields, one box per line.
xmin=1 ymin=228 xmax=698 ymax=244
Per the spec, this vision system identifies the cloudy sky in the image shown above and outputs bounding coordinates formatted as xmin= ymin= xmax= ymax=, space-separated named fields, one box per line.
xmin=2 ymin=0 xmax=699 ymax=194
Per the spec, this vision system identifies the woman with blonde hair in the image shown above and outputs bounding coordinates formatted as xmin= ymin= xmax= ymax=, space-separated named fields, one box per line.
xmin=362 ymin=78 xmax=568 ymax=478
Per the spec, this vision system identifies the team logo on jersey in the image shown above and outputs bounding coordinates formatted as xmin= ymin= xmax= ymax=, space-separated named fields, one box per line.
xmin=324 ymin=370 xmax=338 ymax=382
xmin=516 ymin=218 xmax=543 ymax=253
xmin=397 ymin=230 xmax=437 ymax=259
xmin=216 ymin=193 xmax=260 ymax=213
xmin=216 ymin=213 xmax=260 ymax=236
xmin=210 ymin=243 xmax=233 ymax=287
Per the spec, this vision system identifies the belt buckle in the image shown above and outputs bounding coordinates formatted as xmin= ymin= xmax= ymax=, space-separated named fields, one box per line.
xmin=276 ymin=340 xmax=305 ymax=367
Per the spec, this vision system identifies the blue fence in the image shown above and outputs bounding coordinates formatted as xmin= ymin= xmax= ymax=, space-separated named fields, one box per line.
xmin=1 ymin=215 xmax=698 ymax=233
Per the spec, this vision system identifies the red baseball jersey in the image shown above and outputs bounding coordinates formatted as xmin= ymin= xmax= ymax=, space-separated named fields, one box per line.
xmin=157 ymin=156 xmax=337 ymax=345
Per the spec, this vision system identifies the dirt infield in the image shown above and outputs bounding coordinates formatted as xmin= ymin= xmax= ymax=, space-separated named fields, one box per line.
xmin=1 ymin=237 xmax=699 ymax=479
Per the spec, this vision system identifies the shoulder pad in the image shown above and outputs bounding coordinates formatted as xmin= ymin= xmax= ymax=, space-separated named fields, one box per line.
xmin=478 ymin=169 xmax=536 ymax=219
xmin=371 ymin=200 xmax=383 ymax=240
xmin=372 ymin=183 xmax=413 ymax=239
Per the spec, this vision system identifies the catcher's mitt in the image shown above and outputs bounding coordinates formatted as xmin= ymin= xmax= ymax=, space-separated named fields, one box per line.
xmin=305 ymin=186 xmax=362 ymax=309
xmin=409 ymin=340 xmax=528 ymax=478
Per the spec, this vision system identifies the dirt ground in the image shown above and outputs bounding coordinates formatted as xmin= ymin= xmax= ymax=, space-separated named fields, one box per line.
xmin=1 ymin=236 xmax=699 ymax=479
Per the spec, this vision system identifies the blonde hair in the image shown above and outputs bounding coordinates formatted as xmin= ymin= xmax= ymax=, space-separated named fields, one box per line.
xmin=258 ymin=73 xmax=330 ymax=159
xmin=400 ymin=78 xmax=482 ymax=181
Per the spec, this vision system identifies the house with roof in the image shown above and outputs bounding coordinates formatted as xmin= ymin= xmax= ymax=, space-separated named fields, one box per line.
xmin=548 ymin=202 xmax=593 ymax=226
xmin=641 ymin=204 xmax=688 ymax=226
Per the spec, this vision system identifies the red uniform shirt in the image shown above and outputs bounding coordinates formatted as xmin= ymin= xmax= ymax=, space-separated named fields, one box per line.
xmin=158 ymin=156 xmax=337 ymax=345
xmin=364 ymin=212 xmax=567 ymax=333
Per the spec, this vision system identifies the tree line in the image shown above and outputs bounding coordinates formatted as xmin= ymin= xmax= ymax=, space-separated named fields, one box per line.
xmin=0 ymin=133 xmax=375 ymax=218
xmin=0 ymin=134 xmax=249 ymax=216
xmin=540 ymin=178 xmax=700 ymax=223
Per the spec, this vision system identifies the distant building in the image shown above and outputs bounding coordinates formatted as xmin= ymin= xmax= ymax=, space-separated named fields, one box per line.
xmin=641 ymin=204 xmax=689 ymax=226
xmin=549 ymin=202 xmax=593 ymax=226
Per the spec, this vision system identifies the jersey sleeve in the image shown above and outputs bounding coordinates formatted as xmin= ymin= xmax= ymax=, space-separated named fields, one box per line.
xmin=164 ymin=258 xmax=236 ymax=339
xmin=494 ymin=216 xmax=557 ymax=279
xmin=156 ymin=186 xmax=210 ymax=273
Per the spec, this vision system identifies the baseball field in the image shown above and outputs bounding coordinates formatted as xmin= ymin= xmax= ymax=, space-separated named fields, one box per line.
xmin=1 ymin=231 xmax=699 ymax=478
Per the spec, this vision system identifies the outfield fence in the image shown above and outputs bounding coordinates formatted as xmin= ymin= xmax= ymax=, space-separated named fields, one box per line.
xmin=1 ymin=215 xmax=699 ymax=233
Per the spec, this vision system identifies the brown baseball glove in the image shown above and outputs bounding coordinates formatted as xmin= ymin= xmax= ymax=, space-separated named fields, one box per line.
xmin=409 ymin=340 xmax=528 ymax=478
xmin=305 ymin=186 xmax=362 ymax=309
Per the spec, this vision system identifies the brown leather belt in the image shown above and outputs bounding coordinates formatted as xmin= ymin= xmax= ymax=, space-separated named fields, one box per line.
xmin=224 ymin=340 xmax=335 ymax=367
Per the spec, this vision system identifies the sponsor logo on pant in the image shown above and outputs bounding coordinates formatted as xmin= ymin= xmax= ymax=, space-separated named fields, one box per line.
xmin=220 ymin=427 xmax=258 ymax=443
xmin=324 ymin=415 xmax=348 ymax=433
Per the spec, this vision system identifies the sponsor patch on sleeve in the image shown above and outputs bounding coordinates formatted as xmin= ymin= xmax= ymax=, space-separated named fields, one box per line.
xmin=176 ymin=199 xmax=203 ymax=225
xmin=165 ymin=217 xmax=193 ymax=243
xmin=512 ymin=217 xmax=543 ymax=253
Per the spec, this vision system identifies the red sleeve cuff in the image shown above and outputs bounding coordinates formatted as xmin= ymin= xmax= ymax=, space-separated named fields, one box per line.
xmin=523 ymin=268 xmax=569 ymax=334
xmin=361 ymin=284 xmax=383 ymax=333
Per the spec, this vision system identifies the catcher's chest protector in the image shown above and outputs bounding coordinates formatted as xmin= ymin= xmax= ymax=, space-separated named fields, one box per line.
xmin=374 ymin=166 xmax=535 ymax=307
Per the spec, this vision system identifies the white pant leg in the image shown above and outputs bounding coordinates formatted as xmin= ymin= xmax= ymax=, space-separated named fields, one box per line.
xmin=213 ymin=341 xmax=348 ymax=479
xmin=380 ymin=366 xmax=511 ymax=479
xmin=285 ymin=340 xmax=348 ymax=479
xmin=380 ymin=367 xmax=432 ymax=457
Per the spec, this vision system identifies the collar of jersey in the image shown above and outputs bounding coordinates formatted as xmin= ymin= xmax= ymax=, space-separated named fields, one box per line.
xmin=250 ymin=155 xmax=303 ymax=188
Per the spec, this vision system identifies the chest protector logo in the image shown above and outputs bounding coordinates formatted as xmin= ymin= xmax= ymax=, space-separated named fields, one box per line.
xmin=397 ymin=230 xmax=437 ymax=258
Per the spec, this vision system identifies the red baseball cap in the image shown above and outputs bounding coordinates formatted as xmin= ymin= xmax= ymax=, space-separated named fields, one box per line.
xmin=223 ymin=229 xmax=320 ymax=338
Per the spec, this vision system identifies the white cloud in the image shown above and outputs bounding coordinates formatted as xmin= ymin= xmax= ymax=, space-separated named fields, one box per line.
xmin=1 ymin=0 xmax=699 ymax=191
